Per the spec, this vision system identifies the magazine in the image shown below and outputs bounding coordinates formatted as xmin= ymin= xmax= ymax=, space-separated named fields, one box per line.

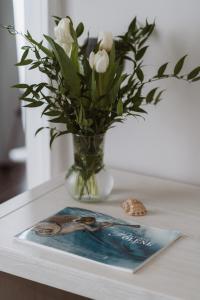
xmin=15 ymin=207 xmax=181 ymax=272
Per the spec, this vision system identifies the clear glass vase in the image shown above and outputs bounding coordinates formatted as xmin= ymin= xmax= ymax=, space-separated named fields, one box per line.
xmin=65 ymin=134 xmax=114 ymax=202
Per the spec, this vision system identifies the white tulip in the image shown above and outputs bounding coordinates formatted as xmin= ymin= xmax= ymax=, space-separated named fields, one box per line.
xmin=94 ymin=50 xmax=109 ymax=73
xmin=98 ymin=31 xmax=113 ymax=52
xmin=89 ymin=50 xmax=109 ymax=73
xmin=54 ymin=18 xmax=74 ymax=55
xmin=55 ymin=40 xmax=72 ymax=56
xmin=89 ymin=51 xmax=95 ymax=69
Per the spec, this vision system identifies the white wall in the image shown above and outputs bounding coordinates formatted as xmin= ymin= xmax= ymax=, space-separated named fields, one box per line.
xmin=24 ymin=0 xmax=51 ymax=188
xmin=63 ymin=0 xmax=200 ymax=186
xmin=23 ymin=0 xmax=71 ymax=188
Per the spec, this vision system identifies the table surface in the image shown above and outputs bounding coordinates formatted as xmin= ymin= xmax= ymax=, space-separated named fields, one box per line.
xmin=0 ymin=168 xmax=200 ymax=300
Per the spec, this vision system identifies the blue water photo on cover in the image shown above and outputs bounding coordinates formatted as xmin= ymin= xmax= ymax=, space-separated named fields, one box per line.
xmin=16 ymin=207 xmax=181 ymax=271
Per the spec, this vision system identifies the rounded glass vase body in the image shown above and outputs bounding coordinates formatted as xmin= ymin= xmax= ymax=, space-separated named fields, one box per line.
xmin=65 ymin=134 xmax=113 ymax=202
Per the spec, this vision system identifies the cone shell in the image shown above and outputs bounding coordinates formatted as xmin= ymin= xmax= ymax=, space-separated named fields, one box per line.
xmin=122 ymin=198 xmax=147 ymax=216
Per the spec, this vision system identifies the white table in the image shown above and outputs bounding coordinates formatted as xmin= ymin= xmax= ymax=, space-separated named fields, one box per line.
xmin=0 ymin=168 xmax=200 ymax=300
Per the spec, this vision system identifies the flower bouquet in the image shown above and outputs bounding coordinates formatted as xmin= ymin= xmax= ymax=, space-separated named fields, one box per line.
xmin=4 ymin=16 xmax=200 ymax=202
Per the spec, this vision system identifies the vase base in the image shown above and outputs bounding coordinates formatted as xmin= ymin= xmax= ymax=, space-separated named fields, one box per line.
xmin=70 ymin=194 xmax=108 ymax=203
xmin=65 ymin=167 xmax=114 ymax=203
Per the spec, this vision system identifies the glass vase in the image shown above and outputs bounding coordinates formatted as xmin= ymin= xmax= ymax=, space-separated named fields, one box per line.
xmin=65 ymin=134 xmax=114 ymax=202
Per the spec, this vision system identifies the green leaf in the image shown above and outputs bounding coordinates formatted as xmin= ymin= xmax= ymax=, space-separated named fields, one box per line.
xmin=20 ymin=87 xmax=32 ymax=99
xmin=103 ymin=44 xmax=117 ymax=91
xmin=52 ymin=16 xmax=61 ymax=25
xmin=109 ymin=43 xmax=116 ymax=66
xmin=128 ymin=17 xmax=137 ymax=34
xmin=44 ymin=110 xmax=61 ymax=116
xmin=123 ymin=56 xmax=135 ymax=63
xmin=16 ymin=59 xmax=33 ymax=66
xmin=138 ymin=23 xmax=155 ymax=48
xmin=146 ymin=88 xmax=158 ymax=103
xmin=154 ymin=90 xmax=165 ymax=105
xmin=48 ymin=116 xmax=68 ymax=123
xmin=21 ymin=46 xmax=31 ymax=50
xmin=109 ymin=73 xmax=127 ymax=104
xmin=34 ymin=47 xmax=40 ymax=59
xmin=142 ymin=20 xmax=155 ymax=36
xmin=35 ymin=127 xmax=44 ymax=136
xmin=21 ymin=97 xmax=37 ymax=102
xmin=56 ymin=130 xmax=69 ymax=137
xmin=76 ymin=22 xmax=84 ymax=38
xmin=132 ymin=107 xmax=147 ymax=113
xmin=136 ymin=67 xmax=144 ymax=81
xmin=157 ymin=63 xmax=168 ymax=77
xmin=117 ymin=99 xmax=123 ymax=115
xmin=191 ymin=76 xmax=200 ymax=82
xmin=21 ymin=48 xmax=29 ymax=62
xmin=91 ymin=69 xmax=97 ymax=102
xmin=24 ymin=101 xmax=44 ymax=107
xmin=68 ymin=18 xmax=78 ymax=44
xmin=12 ymin=84 xmax=29 ymax=89
xmin=187 ymin=66 xmax=200 ymax=80
xmin=174 ymin=55 xmax=187 ymax=75
xmin=29 ymin=61 xmax=41 ymax=70
xmin=44 ymin=35 xmax=80 ymax=97
xmin=135 ymin=46 xmax=148 ymax=61
xmin=35 ymin=83 xmax=47 ymax=93
xmin=70 ymin=43 xmax=79 ymax=72
xmin=50 ymin=132 xmax=58 ymax=148
xmin=78 ymin=104 xmax=83 ymax=124
xmin=26 ymin=33 xmax=53 ymax=57
xmin=41 ymin=103 xmax=55 ymax=115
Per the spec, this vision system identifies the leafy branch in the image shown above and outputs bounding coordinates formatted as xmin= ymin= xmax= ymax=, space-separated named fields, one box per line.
xmin=2 ymin=16 xmax=200 ymax=146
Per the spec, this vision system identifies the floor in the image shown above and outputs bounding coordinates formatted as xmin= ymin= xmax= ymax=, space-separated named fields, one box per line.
xmin=0 ymin=163 xmax=27 ymax=204
xmin=0 ymin=272 xmax=88 ymax=300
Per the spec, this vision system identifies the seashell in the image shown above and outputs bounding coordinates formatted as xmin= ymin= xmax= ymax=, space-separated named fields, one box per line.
xmin=122 ymin=198 xmax=147 ymax=216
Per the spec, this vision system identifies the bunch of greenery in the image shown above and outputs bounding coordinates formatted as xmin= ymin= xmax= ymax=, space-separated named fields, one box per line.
xmin=4 ymin=16 xmax=200 ymax=147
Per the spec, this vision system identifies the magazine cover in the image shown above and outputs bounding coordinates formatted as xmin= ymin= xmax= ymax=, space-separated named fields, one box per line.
xmin=15 ymin=207 xmax=181 ymax=272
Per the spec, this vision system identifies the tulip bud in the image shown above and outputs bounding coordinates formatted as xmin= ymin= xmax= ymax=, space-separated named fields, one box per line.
xmin=94 ymin=50 xmax=109 ymax=73
xmin=55 ymin=41 xmax=72 ymax=56
xmin=98 ymin=32 xmax=113 ymax=52
xmin=89 ymin=51 xmax=95 ymax=69
xmin=54 ymin=18 xmax=74 ymax=55
xmin=89 ymin=50 xmax=109 ymax=73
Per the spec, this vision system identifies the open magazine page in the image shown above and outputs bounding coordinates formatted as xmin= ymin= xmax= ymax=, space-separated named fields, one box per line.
xmin=15 ymin=207 xmax=181 ymax=272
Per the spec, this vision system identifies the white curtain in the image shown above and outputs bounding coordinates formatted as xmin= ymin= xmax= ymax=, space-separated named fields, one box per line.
xmin=12 ymin=0 xmax=25 ymax=83
xmin=0 ymin=0 xmax=19 ymax=162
